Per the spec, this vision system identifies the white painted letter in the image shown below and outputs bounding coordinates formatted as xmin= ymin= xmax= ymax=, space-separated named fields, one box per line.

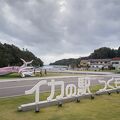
xmin=77 ymin=77 xmax=91 ymax=95
xmin=25 ymin=80 xmax=47 ymax=104
xmin=98 ymin=77 xmax=115 ymax=92
xmin=66 ymin=84 xmax=76 ymax=97
xmin=115 ymin=78 xmax=120 ymax=88
xmin=47 ymin=80 xmax=64 ymax=101
xmin=47 ymin=80 xmax=55 ymax=101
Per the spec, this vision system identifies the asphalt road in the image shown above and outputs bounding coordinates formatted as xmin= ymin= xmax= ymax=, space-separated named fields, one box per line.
xmin=0 ymin=75 xmax=116 ymax=98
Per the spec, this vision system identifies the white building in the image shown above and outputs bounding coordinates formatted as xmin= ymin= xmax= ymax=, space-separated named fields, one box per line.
xmin=88 ymin=59 xmax=111 ymax=70
xmin=111 ymin=58 xmax=120 ymax=70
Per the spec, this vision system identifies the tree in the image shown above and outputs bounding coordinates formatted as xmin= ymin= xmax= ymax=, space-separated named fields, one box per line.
xmin=117 ymin=47 xmax=120 ymax=57
xmin=0 ymin=43 xmax=43 ymax=67
xmin=89 ymin=47 xmax=117 ymax=59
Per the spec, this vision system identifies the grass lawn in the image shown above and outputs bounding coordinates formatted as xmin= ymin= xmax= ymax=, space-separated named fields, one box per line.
xmin=0 ymin=73 xmax=21 ymax=79
xmin=0 ymin=86 xmax=120 ymax=120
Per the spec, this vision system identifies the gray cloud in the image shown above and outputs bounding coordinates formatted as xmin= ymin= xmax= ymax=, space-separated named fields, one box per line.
xmin=0 ymin=0 xmax=120 ymax=64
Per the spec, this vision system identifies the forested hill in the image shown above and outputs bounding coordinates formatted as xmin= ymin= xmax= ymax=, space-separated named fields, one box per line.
xmin=0 ymin=43 xmax=43 ymax=67
xmin=89 ymin=47 xmax=120 ymax=59
xmin=50 ymin=47 xmax=120 ymax=66
xmin=50 ymin=58 xmax=81 ymax=66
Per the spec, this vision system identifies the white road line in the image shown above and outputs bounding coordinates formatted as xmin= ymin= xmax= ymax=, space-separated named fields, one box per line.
xmin=0 ymin=85 xmax=34 ymax=90
xmin=0 ymin=74 xmax=111 ymax=83
xmin=0 ymin=76 xmax=115 ymax=90
xmin=0 ymin=76 xmax=80 ymax=83
xmin=0 ymin=83 xmax=102 ymax=99
xmin=0 ymin=81 xmax=79 ymax=90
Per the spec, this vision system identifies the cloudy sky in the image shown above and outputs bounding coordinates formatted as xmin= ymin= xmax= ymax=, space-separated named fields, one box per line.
xmin=0 ymin=0 xmax=120 ymax=64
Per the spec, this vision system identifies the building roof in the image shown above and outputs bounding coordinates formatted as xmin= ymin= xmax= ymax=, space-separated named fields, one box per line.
xmin=88 ymin=59 xmax=111 ymax=62
xmin=112 ymin=57 xmax=120 ymax=61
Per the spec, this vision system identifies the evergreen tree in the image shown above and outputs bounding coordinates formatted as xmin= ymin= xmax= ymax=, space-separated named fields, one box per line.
xmin=117 ymin=47 xmax=120 ymax=57
xmin=0 ymin=43 xmax=43 ymax=67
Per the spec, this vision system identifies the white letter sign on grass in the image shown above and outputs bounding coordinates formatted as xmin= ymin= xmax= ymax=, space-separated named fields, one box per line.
xmin=115 ymin=78 xmax=120 ymax=88
xmin=25 ymin=77 xmax=91 ymax=104
xmin=47 ymin=80 xmax=64 ymax=101
xmin=78 ymin=77 xmax=91 ymax=95
xmin=18 ymin=76 xmax=120 ymax=112
xmin=25 ymin=80 xmax=47 ymax=103
xmin=66 ymin=84 xmax=77 ymax=97
xmin=97 ymin=77 xmax=120 ymax=93
xmin=24 ymin=77 xmax=120 ymax=108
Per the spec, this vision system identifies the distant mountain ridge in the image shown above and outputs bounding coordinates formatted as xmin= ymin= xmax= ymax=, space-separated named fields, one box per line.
xmin=50 ymin=47 xmax=120 ymax=66
xmin=50 ymin=58 xmax=80 ymax=66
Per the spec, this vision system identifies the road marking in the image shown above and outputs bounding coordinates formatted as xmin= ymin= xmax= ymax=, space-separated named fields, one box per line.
xmin=0 ymin=85 xmax=34 ymax=90
xmin=0 ymin=73 xmax=115 ymax=83
xmin=0 ymin=81 xmax=79 ymax=90
xmin=0 ymin=76 xmax=80 ymax=83
xmin=0 ymin=77 xmax=110 ymax=90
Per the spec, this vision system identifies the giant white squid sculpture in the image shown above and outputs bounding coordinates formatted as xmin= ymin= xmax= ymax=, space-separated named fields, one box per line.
xmin=0 ymin=58 xmax=34 ymax=78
